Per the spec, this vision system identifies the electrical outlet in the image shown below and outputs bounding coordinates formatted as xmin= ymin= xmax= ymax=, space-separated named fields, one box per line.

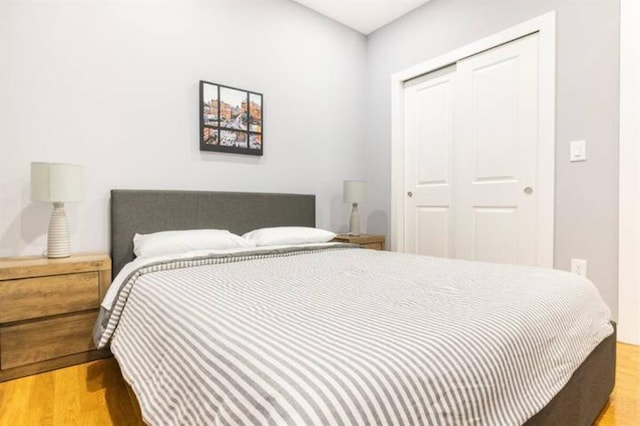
xmin=571 ymin=259 xmax=588 ymax=277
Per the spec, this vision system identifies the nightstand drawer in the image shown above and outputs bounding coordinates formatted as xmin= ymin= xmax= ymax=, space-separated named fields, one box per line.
xmin=361 ymin=242 xmax=384 ymax=250
xmin=0 ymin=272 xmax=99 ymax=323
xmin=0 ymin=311 xmax=97 ymax=369
xmin=333 ymin=234 xmax=386 ymax=250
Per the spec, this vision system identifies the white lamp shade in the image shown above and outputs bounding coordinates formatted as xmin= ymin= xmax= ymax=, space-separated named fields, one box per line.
xmin=31 ymin=162 xmax=85 ymax=202
xmin=343 ymin=180 xmax=368 ymax=203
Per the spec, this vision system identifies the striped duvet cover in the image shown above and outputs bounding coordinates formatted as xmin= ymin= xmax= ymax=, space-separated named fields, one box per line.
xmin=95 ymin=244 xmax=613 ymax=426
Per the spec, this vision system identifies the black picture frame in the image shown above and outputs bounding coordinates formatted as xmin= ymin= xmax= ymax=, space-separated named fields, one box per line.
xmin=199 ymin=80 xmax=263 ymax=156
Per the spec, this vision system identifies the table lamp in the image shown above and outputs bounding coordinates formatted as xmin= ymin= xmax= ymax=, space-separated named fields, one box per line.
xmin=343 ymin=180 xmax=368 ymax=235
xmin=31 ymin=162 xmax=85 ymax=258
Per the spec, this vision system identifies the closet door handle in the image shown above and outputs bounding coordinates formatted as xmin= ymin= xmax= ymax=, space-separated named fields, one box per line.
xmin=524 ymin=187 xmax=533 ymax=195
xmin=407 ymin=191 xmax=413 ymax=197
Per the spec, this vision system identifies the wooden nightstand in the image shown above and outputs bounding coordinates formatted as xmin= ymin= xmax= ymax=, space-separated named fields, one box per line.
xmin=0 ymin=252 xmax=111 ymax=382
xmin=333 ymin=234 xmax=386 ymax=250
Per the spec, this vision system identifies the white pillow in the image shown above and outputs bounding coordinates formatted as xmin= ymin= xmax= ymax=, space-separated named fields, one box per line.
xmin=243 ymin=226 xmax=336 ymax=246
xmin=133 ymin=229 xmax=255 ymax=258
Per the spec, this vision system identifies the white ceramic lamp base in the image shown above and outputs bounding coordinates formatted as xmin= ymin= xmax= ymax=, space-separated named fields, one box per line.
xmin=349 ymin=202 xmax=360 ymax=236
xmin=47 ymin=202 xmax=71 ymax=258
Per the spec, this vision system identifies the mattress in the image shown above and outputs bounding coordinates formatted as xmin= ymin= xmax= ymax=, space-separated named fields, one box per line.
xmin=95 ymin=244 xmax=613 ymax=426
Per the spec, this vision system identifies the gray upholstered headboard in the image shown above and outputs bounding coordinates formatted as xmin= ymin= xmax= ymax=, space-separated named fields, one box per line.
xmin=110 ymin=189 xmax=316 ymax=277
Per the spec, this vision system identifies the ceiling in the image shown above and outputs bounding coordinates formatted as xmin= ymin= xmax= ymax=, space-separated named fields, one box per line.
xmin=291 ymin=0 xmax=431 ymax=35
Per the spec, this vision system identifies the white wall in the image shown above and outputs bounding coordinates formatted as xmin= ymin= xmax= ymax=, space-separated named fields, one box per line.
xmin=0 ymin=0 xmax=367 ymax=257
xmin=365 ymin=0 xmax=620 ymax=319
xmin=618 ymin=0 xmax=640 ymax=344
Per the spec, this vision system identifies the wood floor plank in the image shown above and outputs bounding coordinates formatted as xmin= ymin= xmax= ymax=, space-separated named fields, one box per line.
xmin=596 ymin=343 xmax=640 ymax=426
xmin=0 ymin=343 xmax=637 ymax=425
xmin=32 ymin=371 xmax=55 ymax=425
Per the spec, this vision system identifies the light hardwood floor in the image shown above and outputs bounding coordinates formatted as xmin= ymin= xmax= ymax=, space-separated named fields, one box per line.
xmin=595 ymin=343 xmax=640 ymax=426
xmin=0 ymin=343 xmax=637 ymax=425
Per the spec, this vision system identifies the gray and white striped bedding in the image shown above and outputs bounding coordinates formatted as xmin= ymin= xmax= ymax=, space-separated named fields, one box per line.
xmin=95 ymin=245 xmax=613 ymax=426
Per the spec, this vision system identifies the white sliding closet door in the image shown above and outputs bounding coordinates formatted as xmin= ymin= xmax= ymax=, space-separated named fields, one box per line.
xmin=403 ymin=34 xmax=542 ymax=266
xmin=454 ymin=34 xmax=539 ymax=264
xmin=403 ymin=66 xmax=456 ymax=257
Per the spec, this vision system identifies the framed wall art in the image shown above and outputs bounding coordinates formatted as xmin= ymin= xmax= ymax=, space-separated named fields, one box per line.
xmin=199 ymin=80 xmax=263 ymax=156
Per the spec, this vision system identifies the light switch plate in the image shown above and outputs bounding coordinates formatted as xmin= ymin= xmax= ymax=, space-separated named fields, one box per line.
xmin=570 ymin=140 xmax=587 ymax=162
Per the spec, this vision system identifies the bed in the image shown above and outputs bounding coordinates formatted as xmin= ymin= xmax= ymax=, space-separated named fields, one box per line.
xmin=97 ymin=189 xmax=616 ymax=426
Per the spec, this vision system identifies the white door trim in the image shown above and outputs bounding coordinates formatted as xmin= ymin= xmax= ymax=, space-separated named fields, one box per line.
xmin=390 ymin=11 xmax=556 ymax=268
xmin=618 ymin=0 xmax=640 ymax=345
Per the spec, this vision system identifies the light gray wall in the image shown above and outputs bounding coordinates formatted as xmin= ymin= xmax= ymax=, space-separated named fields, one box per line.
xmin=0 ymin=0 xmax=367 ymax=256
xmin=0 ymin=0 xmax=620 ymax=317
xmin=364 ymin=0 xmax=620 ymax=317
